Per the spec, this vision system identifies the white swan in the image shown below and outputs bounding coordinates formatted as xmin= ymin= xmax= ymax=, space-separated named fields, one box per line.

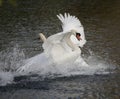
xmin=41 ymin=13 xmax=87 ymax=65
xmin=17 ymin=13 xmax=88 ymax=74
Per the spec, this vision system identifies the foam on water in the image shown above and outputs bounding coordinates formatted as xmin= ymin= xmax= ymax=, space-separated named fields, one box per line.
xmin=0 ymin=72 xmax=14 ymax=86
xmin=0 ymin=45 xmax=114 ymax=86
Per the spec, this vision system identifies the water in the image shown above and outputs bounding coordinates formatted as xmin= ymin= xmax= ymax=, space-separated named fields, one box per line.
xmin=0 ymin=0 xmax=120 ymax=99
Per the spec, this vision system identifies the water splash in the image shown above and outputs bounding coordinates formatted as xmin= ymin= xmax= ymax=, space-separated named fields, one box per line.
xmin=0 ymin=44 xmax=25 ymax=71
xmin=17 ymin=49 xmax=114 ymax=77
xmin=0 ymin=45 xmax=114 ymax=86
xmin=0 ymin=72 xmax=14 ymax=86
xmin=0 ymin=44 xmax=25 ymax=86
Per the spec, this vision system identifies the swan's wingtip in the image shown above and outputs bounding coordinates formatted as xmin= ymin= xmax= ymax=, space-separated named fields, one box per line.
xmin=57 ymin=13 xmax=82 ymax=32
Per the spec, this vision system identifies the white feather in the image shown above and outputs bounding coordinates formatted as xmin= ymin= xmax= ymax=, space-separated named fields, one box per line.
xmin=57 ymin=13 xmax=82 ymax=32
xmin=57 ymin=13 xmax=86 ymax=47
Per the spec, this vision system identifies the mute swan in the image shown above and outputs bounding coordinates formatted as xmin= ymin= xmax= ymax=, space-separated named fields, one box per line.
xmin=17 ymin=13 xmax=88 ymax=74
xmin=41 ymin=13 xmax=87 ymax=65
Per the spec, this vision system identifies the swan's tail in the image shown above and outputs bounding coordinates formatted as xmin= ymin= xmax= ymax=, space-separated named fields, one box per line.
xmin=39 ymin=33 xmax=47 ymax=42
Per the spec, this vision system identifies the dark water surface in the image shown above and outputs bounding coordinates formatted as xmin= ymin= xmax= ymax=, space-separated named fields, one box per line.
xmin=0 ymin=0 xmax=120 ymax=99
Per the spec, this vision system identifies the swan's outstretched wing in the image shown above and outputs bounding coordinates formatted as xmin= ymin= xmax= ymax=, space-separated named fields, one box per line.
xmin=42 ymin=32 xmax=67 ymax=56
xmin=57 ymin=13 xmax=86 ymax=47
xmin=42 ymin=13 xmax=86 ymax=55
xmin=57 ymin=13 xmax=82 ymax=32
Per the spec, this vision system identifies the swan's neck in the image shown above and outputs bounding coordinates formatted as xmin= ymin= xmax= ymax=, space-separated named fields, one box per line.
xmin=64 ymin=32 xmax=79 ymax=51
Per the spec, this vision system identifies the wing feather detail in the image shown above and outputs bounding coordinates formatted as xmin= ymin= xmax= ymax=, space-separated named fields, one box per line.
xmin=57 ymin=13 xmax=82 ymax=32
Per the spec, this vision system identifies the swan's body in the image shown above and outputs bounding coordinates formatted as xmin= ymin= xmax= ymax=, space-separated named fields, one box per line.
xmin=17 ymin=13 xmax=88 ymax=74
xmin=42 ymin=30 xmax=81 ymax=64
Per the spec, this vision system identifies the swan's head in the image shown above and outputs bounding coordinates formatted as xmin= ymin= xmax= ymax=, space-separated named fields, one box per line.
xmin=57 ymin=13 xmax=86 ymax=47
xmin=70 ymin=28 xmax=86 ymax=47
xmin=70 ymin=29 xmax=82 ymax=41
